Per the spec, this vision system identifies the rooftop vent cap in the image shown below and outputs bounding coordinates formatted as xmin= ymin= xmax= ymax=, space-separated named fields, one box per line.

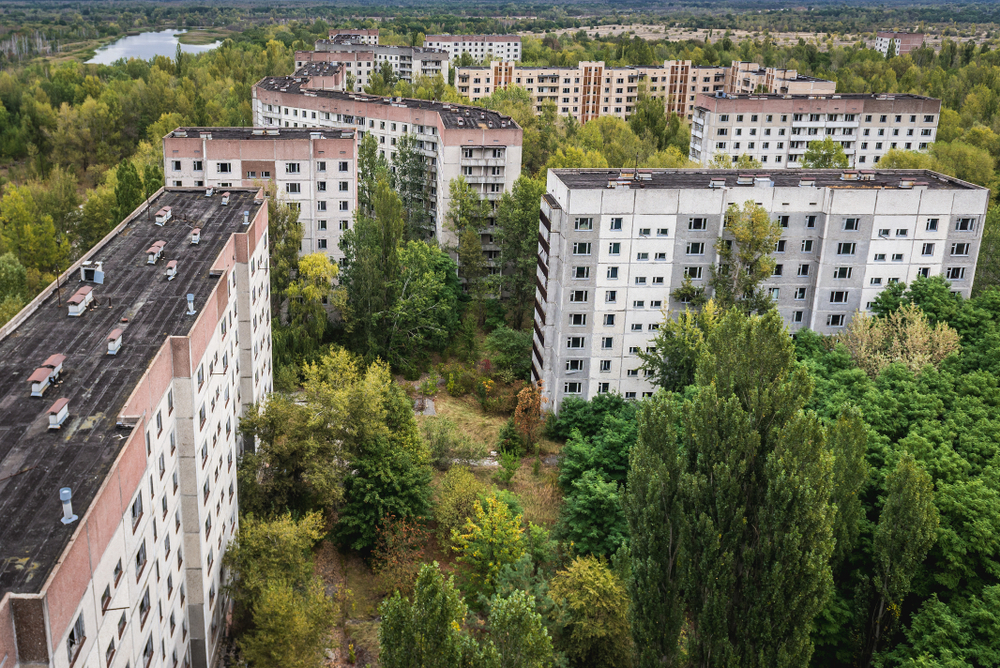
xmin=205 ymin=187 xmax=214 ymax=197
xmin=174 ymin=130 xmax=187 ymax=138
xmin=155 ymin=206 xmax=172 ymax=225
xmin=899 ymin=179 xmax=914 ymax=189
xmin=166 ymin=260 xmax=178 ymax=281
xmin=243 ymin=210 xmax=250 ymax=225
xmin=709 ymin=177 xmax=726 ymax=188
xmin=841 ymin=170 xmax=860 ymax=181
xmin=187 ymin=294 xmax=197 ymax=315
xmin=80 ymin=261 xmax=105 ymax=284
xmin=736 ymin=174 xmax=754 ymax=185
xmin=221 ymin=192 xmax=231 ymax=206
xmin=28 ymin=367 xmax=52 ymax=397
xmin=67 ymin=286 xmax=94 ymax=316
xmin=43 ymin=354 xmax=66 ymax=381
xmin=107 ymin=328 xmax=123 ymax=355
xmin=191 ymin=228 xmax=201 ymax=245
xmin=59 ymin=486 xmax=77 ymax=523
xmin=799 ymin=177 xmax=816 ymax=187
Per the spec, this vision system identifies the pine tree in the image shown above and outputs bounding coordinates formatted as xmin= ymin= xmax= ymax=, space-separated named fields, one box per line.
xmin=392 ymin=133 xmax=433 ymax=241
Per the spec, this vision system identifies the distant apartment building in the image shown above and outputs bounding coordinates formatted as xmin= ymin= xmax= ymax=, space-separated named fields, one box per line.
xmin=0 ymin=188 xmax=273 ymax=668
xmin=456 ymin=60 xmax=837 ymax=123
xmin=689 ymin=93 xmax=941 ymax=168
xmin=295 ymin=41 xmax=450 ymax=88
xmin=874 ymin=32 xmax=925 ymax=57
xmin=163 ymin=127 xmax=357 ymax=259
xmin=423 ymin=34 xmax=521 ymax=61
xmin=725 ymin=61 xmax=836 ymax=95
xmin=252 ymin=76 xmax=523 ymax=249
xmin=533 ymin=168 xmax=988 ymax=408
xmin=329 ymin=28 xmax=379 ymax=45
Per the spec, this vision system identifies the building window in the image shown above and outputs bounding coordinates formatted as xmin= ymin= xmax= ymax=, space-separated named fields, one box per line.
xmin=569 ymin=290 xmax=588 ymax=303
xmin=951 ymin=243 xmax=971 ymax=256
xmin=689 ymin=217 xmax=707 ymax=230
xmin=686 ymin=242 xmax=704 ymax=255
xmin=131 ymin=493 xmax=143 ymax=529
xmin=834 ymin=267 xmax=852 ymax=279
xmin=926 ymin=218 xmax=939 ymax=231
xmin=843 ymin=218 xmax=860 ymax=231
xmin=922 ymin=243 xmax=935 ymax=256
xmin=569 ymin=314 xmax=587 ymax=326
xmin=956 ymin=218 xmax=977 ymax=231
xmin=797 ymin=264 xmax=810 ymax=277
xmin=610 ymin=217 xmax=623 ymax=230
xmin=135 ymin=541 xmax=147 ymax=580
xmin=564 ymin=382 xmax=582 ymax=394
xmin=572 ymin=242 xmax=592 ymax=255
xmin=216 ymin=163 xmax=231 ymax=174
xmin=601 ymin=337 xmax=613 ymax=349
xmin=605 ymin=290 xmax=617 ymax=303
xmin=286 ymin=183 xmax=301 ymax=194
xmin=575 ymin=217 xmax=593 ymax=230
xmin=827 ymin=314 xmax=846 ymax=328
xmin=830 ymin=291 xmax=849 ymax=304
xmin=603 ymin=314 xmax=615 ymax=326
xmin=67 ymin=613 xmax=85 ymax=664
xmin=573 ymin=266 xmax=590 ymax=279
xmin=565 ymin=359 xmax=584 ymax=372
xmin=837 ymin=243 xmax=856 ymax=255
xmin=795 ymin=288 xmax=807 ymax=300
xmin=806 ymin=215 xmax=816 ymax=228
xmin=946 ymin=267 xmax=966 ymax=280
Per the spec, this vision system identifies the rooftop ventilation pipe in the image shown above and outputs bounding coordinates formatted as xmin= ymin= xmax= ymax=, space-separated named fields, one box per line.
xmin=187 ymin=294 xmax=197 ymax=315
xmin=60 ymin=487 xmax=78 ymax=524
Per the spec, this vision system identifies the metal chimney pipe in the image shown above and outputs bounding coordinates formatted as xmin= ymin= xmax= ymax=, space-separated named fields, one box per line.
xmin=186 ymin=294 xmax=197 ymax=315
xmin=60 ymin=487 xmax=78 ymax=524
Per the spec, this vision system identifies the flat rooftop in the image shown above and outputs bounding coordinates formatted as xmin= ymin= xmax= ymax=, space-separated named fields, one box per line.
xmin=313 ymin=40 xmax=449 ymax=56
xmin=701 ymin=92 xmax=937 ymax=102
xmin=0 ymin=188 xmax=265 ymax=595
xmin=295 ymin=61 xmax=343 ymax=78
xmin=256 ymin=77 xmax=519 ymax=131
xmin=550 ymin=168 xmax=983 ymax=191
xmin=167 ymin=127 xmax=354 ymax=141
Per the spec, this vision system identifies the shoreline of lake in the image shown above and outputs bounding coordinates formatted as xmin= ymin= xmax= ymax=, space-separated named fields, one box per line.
xmin=86 ymin=29 xmax=221 ymax=65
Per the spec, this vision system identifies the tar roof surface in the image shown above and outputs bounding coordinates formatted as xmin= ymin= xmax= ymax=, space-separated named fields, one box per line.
xmin=0 ymin=189 xmax=263 ymax=595
xmin=550 ymin=168 xmax=982 ymax=191
xmin=168 ymin=127 xmax=354 ymax=141
xmin=295 ymin=61 xmax=344 ymax=78
xmin=257 ymin=77 xmax=519 ymax=130
xmin=707 ymin=92 xmax=936 ymax=101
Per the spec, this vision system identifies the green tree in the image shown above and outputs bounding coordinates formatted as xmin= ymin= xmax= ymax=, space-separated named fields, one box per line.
xmin=627 ymin=308 xmax=865 ymax=668
xmin=802 ymin=136 xmax=850 ymax=168
xmin=974 ymin=205 xmax=1000 ymax=295
xmin=452 ymin=493 xmax=526 ymax=599
xmin=558 ymin=469 xmax=628 ymax=557
xmin=709 ymin=201 xmax=783 ymax=314
xmin=224 ymin=512 xmax=325 ymax=606
xmin=280 ymin=253 xmax=337 ymax=364
xmin=114 ymin=159 xmax=144 ymax=222
xmin=0 ymin=252 xmax=27 ymax=302
xmin=488 ymin=589 xmax=555 ymax=668
xmin=358 ymin=132 xmax=388 ymax=214
xmin=379 ymin=562 xmax=497 ymax=668
xmin=267 ymin=196 xmax=304 ymax=309
xmin=0 ymin=184 xmax=68 ymax=272
xmin=493 ymin=176 xmax=546 ymax=327
xmin=338 ymin=177 xmax=404 ymax=361
xmin=446 ymin=176 xmax=489 ymax=305
xmin=861 ymin=453 xmax=940 ymax=666
xmin=550 ymin=556 xmax=633 ymax=668
xmin=392 ymin=133 xmax=433 ymax=240
xmin=238 ymin=578 xmax=334 ymax=668
xmin=484 ymin=326 xmax=533 ymax=381
xmin=638 ymin=300 xmax=721 ymax=392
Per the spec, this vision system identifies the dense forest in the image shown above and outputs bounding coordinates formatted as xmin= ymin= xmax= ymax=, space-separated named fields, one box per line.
xmin=1 ymin=9 xmax=1000 ymax=665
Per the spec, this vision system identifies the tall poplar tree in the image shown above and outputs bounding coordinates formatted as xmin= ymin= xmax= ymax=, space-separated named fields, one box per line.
xmin=626 ymin=308 xmax=869 ymax=668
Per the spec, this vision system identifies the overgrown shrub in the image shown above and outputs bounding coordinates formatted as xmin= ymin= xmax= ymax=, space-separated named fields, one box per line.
xmin=439 ymin=361 xmax=479 ymax=396
xmin=558 ymin=471 xmax=627 ymax=558
xmin=482 ymin=487 xmax=525 ymax=519
xmin=477 ymin=378 xmax=525 ymax=415
xmin=484 ymin=326 xmax=533 ymax=382
xmin=421 ymin=417 xmax=488 ymax=470
xmin=435 ymin=466 xmax=484 ymax=544
xmin=546 ymin=393 xmax=633 ymax=441
xmin=497 ymin=417 xmax=524 ymax=454
xmin=494 ymin=450 xmax=522 ymax=485
xmin=372 ymin=514 xmax=430 ymax=598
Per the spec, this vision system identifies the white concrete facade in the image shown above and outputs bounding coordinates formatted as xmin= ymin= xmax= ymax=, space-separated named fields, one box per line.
xmin=164 ymin=128 xmax=357 ymax=260
xmin=533 ymin=169 xmax=988 ymax=410
xmin=423 ymin=35 xmax=521 ymax=62
xmin=252 ymin=80 xmax=523 ymax=250
xmin=689 ymin=93 xmax=940 ymax=168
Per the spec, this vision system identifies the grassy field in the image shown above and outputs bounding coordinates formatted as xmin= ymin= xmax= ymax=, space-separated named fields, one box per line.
xmin=315 ymin=387 xmax=565 ymax=665
xmin=177 ymin=28 xmax=235 ymax=45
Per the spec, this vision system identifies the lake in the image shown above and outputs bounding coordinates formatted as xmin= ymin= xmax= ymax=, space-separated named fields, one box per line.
xmin=87 ymin=29 xmax=222 ymax=65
